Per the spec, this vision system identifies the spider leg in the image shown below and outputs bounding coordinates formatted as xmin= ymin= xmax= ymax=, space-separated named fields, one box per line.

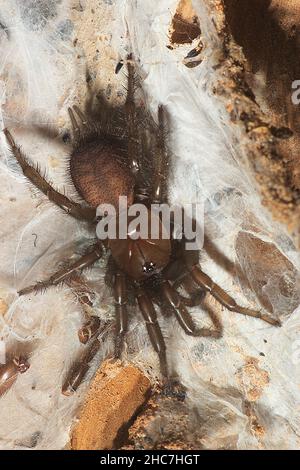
xmin=178 ymin=291 xmax=205 ymax=308
xmin=3 ymin=129 xmax=96 ymax=222
xmin=65 ymin=271 xmax=95 ymax=308
xmin=152 ymin=105 xmax=169 ymax=204
xmin=177 ymin=277 xmax=224 ymax=336
xmin=68 ymin=107 xmax=81 ymax=136
xmin=190 ymin=265 xmax=281 ymax=326
xmin=68 ymin=106 xmax=93 ymax=139
xmin=136 ymin=287 xmax=168 ymax=378
xmin=62 ymin=337 xmax=100 ymax=396
xmin=72 ymin=105 xmax=89 ymax=128
xmin=174 ymin=272 xmax=206 ymax=307
xmin=18 ymin=243 xmax=103 ymax=296
xmin=125 ymin=54 xmax=140 ymax=176
xmin=78 ymin=316 xmax=101 ymax=344
xmin=62 ymin=321 xmax=111 ymax=395
xmin=160 ymin=280 xmax=222 ymax=338
xmin=113 ymin=271 xmax=129 ymax=358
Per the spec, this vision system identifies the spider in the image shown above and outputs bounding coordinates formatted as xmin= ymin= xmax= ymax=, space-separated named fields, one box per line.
xmin=3 ymin=55 xmax=280 ymax=396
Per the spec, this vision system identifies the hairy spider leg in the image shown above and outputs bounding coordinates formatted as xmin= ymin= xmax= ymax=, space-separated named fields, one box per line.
xmin=160 ymin=280 xmax=222 ymax=338
xmin=152 ymin=105 xmax=169 ymax=204
xmin=73 ymin=105 xmax=90 ymax=128
xmin=63 ymin=320 xmax=112 ymax=395
xmin=173 ymin=272 xmax=206 ymax=307
xmin=3 ymin=129 xmax=95 ymax=222
xmin=68 ymin=107 xmax=81 ymax=137
xmin=190 ymin=265 xmax=281 ymax=326
xmin=113 ymin=271 xmax=129 ymax=358
xmin=18 ymin=243 xmax=103 ymax=296
xmin=136 ymin=287 xmax=168 ymax=378
xmin=62 ymin=338 xmax=101 ymax=396
xmin=68 ymin=106 xmax=92 ymax=143
xmin=125 ymin=53 xmax=140 ymax=177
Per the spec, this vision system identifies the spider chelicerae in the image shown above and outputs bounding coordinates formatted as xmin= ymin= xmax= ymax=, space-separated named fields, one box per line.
xmin=2 ymin=55 xmax=280 ymax=396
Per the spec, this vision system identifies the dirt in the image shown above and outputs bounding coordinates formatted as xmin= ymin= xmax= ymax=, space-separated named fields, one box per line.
xmin=0 ymin=299 xmax=8 ymax=316
xmin=223 ymin=0 xmax=300 ymax=240
xmin=236 ymin=357 xmax=270 ymax=402
xmin=169 ymin=0 xmax=201 ymax=46
xmin=122 ymin=390 xmax=204 ymax=450
xmin=69 ymin=0 xmax=125 ymax=109
xmin=237 ymin=358 xmax=269 ymax=446
xmin=243 ymin=400 xmax=266 ymax=445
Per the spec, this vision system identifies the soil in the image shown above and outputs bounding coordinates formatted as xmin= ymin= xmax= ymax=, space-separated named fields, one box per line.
xmin=169 ymin=0 xmax=201 ymax=46
xmin=224 ymin=0 xmax=300 ymax=237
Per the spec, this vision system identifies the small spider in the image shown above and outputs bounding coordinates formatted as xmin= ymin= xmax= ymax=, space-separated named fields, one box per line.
xmin=3 ymin=55 xmax=280 ymax=396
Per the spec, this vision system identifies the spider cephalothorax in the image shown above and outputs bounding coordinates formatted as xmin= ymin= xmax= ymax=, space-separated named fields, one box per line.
xmin=3 ymin=55 xmax=281 ymax=396
xmin=109 ymin=212 xmax=172 ymax=281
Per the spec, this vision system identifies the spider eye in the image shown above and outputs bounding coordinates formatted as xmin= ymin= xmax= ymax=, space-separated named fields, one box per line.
xmin=142 ymin=262 xmax=156 ymax=274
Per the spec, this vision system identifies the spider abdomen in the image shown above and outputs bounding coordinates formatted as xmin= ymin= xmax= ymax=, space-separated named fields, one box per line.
xmin=70 ymin=140 xmax=135 ymax=209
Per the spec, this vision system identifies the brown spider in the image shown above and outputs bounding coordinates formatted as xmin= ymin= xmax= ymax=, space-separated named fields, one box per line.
xmin=3 ymin=56 xmax=280 ymax=396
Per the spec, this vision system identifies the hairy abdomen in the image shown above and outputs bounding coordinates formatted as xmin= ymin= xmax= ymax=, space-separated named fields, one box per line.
xmin=70 ymin=140 xmax=134 ymax=209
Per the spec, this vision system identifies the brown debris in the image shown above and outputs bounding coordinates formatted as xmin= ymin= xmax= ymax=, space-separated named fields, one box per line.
xmin=200 ymin=0 xmax=300 ymax=239
xmin=0 ymin=298 xmax=8 ymax=316
xmin=224 ymin=0 xmax=300 ymax=190
xmin=169 ymin=0 xmax=201 ymax=46
xmin=122 ymin=384 xmax=247 ymax=450
xmin=235 ymin=357 xmax=270 ymax=402
xmin=243 ymin=400 xmax=266 ymax=444
xmin=71 ymin=360 xmax=151 ymax=450
xmin=122 ymin=388 xmax=204 ymax=450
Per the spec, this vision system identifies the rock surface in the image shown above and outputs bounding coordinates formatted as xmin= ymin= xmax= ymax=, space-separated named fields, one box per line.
xmin=71 ymin=361 xmax=151 ymax=450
